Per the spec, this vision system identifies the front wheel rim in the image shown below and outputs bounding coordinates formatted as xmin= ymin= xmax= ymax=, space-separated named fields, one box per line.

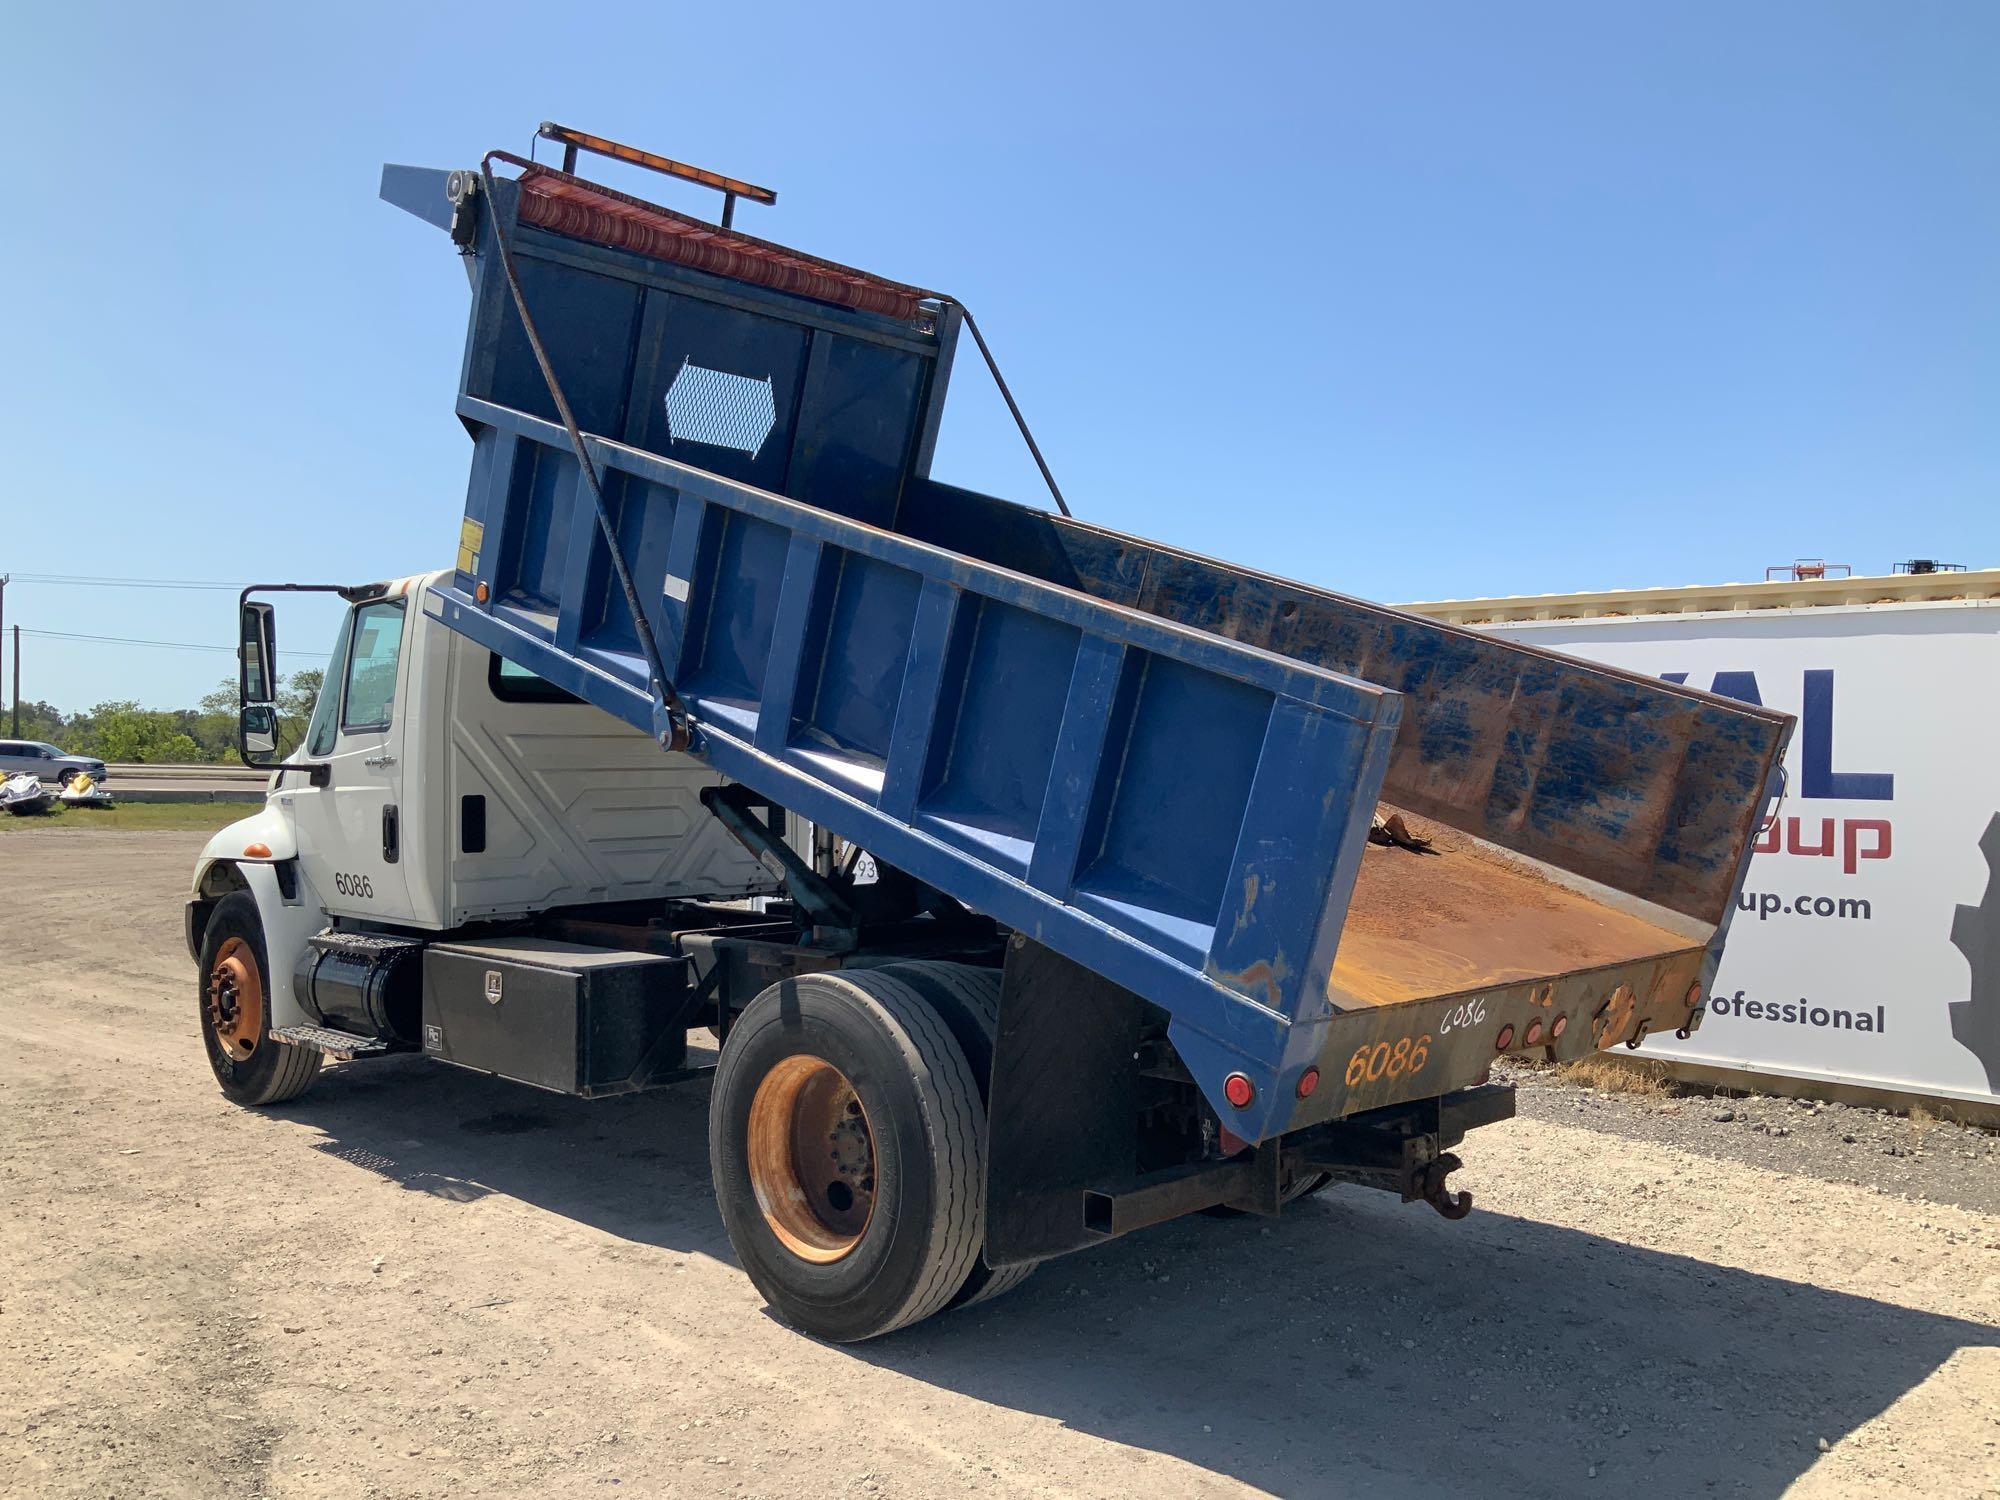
xmin=745 ymin=1054 xmax=877 ymax=1263
xmin=206 ymin=936 xmax=263 ymax=1061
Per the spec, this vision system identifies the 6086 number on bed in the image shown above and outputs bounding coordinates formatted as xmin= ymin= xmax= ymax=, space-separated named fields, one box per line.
xmin=1345 ymin=1033 xmax=1430 ymax=1086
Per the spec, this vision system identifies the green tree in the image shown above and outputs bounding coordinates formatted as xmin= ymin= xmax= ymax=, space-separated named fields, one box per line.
xmin=0 ymin=700 xmax=68 ymax=744
xmin=192 ymin=667 xmax=325 ymax=762
xmin=193 ymin=679 xmax=242 ymax=763
xmin=77 ymin=701 xmax=205 ymax=763
xmin=281 ymin=668 xmax=325 ymax=735
xmin=11 ymin=666 xmax=329 ymax=765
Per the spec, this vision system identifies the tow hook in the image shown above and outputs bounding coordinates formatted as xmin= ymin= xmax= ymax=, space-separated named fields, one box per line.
xmin=1420 ymin=1152 xmax=1473 ymax=1221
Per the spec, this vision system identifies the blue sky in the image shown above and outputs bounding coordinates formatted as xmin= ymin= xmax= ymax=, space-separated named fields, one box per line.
xmin=5 ymin=2 xmax=1995 ymax=711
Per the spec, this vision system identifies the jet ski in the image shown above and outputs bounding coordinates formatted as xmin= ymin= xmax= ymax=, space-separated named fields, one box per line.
xmin=57 ymin=771 xmax=114 ymax=807
xmin=1 ymin=773 xmax=56 ymax=815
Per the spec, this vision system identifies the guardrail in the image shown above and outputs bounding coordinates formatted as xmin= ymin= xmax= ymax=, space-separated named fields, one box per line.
xmin=95 ymin=763 xmax=267 ymax=803
xmin=105 ymin=763 xmax=268 ymax=782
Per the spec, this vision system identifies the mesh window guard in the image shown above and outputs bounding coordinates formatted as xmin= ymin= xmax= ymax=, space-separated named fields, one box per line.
xmin=664 ymin=361 xmax=778 ymax=458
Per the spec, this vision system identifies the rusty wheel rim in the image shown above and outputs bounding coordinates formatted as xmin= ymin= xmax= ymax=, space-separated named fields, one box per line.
xmin=206 ymin=936 xmax=264 ymax=1062
xmin=745 ymin=1055 xmax=876 ymax=1264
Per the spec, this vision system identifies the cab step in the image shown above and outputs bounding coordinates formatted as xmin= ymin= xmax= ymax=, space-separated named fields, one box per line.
xmin=272 ymin=1024 xmax=397 ymax=1060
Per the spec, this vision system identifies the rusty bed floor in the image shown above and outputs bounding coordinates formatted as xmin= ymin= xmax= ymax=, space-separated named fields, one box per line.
xmin=1327 ymin=816 xmax=1701 ymax=1009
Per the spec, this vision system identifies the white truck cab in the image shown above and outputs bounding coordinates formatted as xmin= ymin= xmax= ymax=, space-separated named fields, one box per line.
xmin=188 ymin=571 xmax=779 ymax=1037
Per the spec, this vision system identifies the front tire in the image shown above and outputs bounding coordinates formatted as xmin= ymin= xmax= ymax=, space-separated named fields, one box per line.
xmin=198 ymin=891 xmax=321 ymax=1107
xmin=710 ymin=970 xmax=985 ymax=1342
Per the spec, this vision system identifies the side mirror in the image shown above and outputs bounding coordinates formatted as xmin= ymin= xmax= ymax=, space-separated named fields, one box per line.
xmin=243 ymin=705 xmax=279 ymax=759
xmin=240 ymin=601 xmax=278 ymax=708
xmin=239 ymin=600 xmax=282 ymax=767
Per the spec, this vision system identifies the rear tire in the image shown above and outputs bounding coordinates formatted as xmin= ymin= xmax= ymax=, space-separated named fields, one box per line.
xmin=880 ymin=961 xmax=1038 ymax=1308
xmin=710 ymin=970 xmax=985 ymax=1342
xmin=198 ymin=891 xmax=321 ymax=1107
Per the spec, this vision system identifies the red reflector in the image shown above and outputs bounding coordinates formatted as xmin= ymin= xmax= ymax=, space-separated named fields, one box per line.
xmin=1296 ymin=1067 xmax=1320 ymax=1099
xmin=1495 ymin=1024 xmax=1515 ymax=1051
xmin=1525 ymin=1019 xmax=1544 ymax=1046
xmin=1551 ymin=1014 xmax=1568 ymax=1039
xmin=1223 ymin=1072 xmax=1255 ymax=1109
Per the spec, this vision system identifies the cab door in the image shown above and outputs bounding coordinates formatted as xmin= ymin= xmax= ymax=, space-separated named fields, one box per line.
xmin=284 ymin=598 xmax=415 ymax=921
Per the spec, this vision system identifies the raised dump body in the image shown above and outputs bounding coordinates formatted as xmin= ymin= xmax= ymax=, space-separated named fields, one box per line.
xmin=383 ymin=151 xmax=1790 ymax=1145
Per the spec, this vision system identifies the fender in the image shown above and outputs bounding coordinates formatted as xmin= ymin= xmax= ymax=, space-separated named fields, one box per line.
xmin=191 ymin=802 xmax=297 ymax=878
xmin=188 ymin=802 xmax=321 ymax=1030
xmin=236 ymin=861 xmax=323 ymax=1030
xmin=187 ymin=806 xmax=290 ymax=960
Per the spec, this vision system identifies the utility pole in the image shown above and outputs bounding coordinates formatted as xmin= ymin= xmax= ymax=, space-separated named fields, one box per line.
xmin=10 ymin=624 xmax=17 ymax=737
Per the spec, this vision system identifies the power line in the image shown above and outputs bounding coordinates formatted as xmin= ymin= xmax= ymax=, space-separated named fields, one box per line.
xmin=19 ymin=627 xmax=327 ymax=659
xmin=10 ymin=573 xmax=243 ymax=592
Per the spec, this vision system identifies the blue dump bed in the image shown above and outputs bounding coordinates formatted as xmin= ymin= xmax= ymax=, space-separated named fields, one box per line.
xmin=385 ymin=156 xmax=1791 ymax=1144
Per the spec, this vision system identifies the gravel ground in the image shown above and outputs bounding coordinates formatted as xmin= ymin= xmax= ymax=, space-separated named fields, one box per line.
xmin=3 ymin=827 xmax=1997 ymax=1499
xmin=1500 ymin=1061 xmax=2000 ymax=1216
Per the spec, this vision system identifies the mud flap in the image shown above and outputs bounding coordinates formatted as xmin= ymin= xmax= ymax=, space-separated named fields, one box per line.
xmin=983 ymin=937 xmax=1146 ymax=1267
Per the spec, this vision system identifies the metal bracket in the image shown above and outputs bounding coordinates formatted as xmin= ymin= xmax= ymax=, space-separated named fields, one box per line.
xmin=616 ymin=953 xmax=703 ymax=1091
xmin=699 ymin=784 xmax=858 ymax=944
xmin=1290 ymin=1086 xmax=1511 ymax=1223
xmin=1231 ymin=1140 xmax=1286 ymax=1217
xmin=533 ymin=123 xmax=777 ymax=228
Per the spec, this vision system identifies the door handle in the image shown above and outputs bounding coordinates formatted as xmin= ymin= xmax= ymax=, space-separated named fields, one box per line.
xmin=364 ymin=754 xmax=397 ymax=769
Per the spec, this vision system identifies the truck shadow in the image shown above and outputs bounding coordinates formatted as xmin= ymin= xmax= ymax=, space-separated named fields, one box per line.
xmin=284 ymin=1056 xmax=1996 ymax=1500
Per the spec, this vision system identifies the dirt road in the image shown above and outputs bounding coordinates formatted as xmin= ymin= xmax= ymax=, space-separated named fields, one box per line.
xmin=3 ymin=827 xmax=1996 ymax=1498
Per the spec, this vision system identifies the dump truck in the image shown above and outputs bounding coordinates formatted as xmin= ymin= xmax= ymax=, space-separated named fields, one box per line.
xmin=189 ymin=126 xmax=1792 ymax=1341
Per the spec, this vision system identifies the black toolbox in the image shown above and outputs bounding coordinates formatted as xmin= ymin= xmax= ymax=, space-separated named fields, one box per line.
xmin=421 ymin=937 xmax=691 ymax=1097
